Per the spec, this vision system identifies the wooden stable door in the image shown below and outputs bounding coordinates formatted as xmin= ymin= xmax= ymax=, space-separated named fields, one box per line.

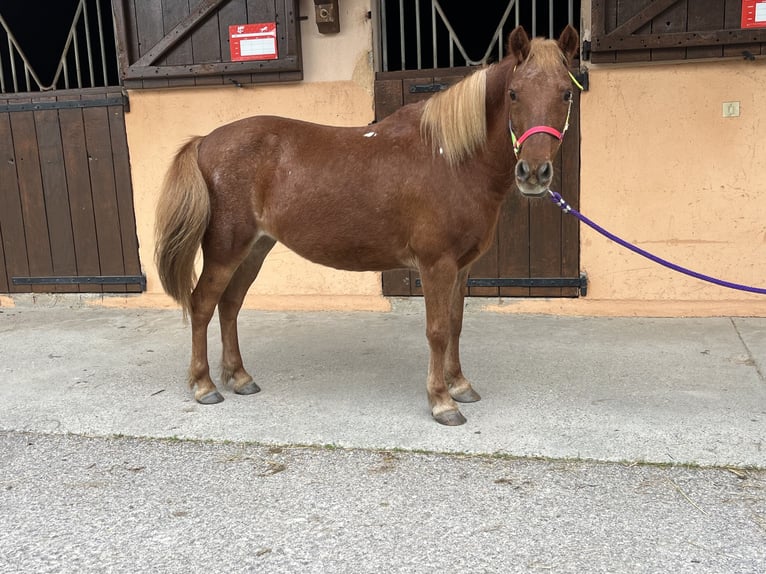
xmin=374 ymin=69 xmax=583 ymax=298
xmin=0 ymin=89 xmax=142 ymax=293
xmin=0 ymin=1 xmax=142 ymax=294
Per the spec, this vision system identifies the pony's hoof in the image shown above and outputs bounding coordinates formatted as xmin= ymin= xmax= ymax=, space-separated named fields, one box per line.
xmin=433 ymin=409 xmax=467 ymax=426
xmin=235 ymin=381 xmax=261 ymax=395
xmin=197 ymin=390 xmax=224 ymax=405
xmin=451 ymin=387 xmax=481 ymax=403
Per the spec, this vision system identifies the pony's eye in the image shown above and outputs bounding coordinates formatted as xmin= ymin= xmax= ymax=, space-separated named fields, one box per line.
xmin=509 ymin=89 xmax=518 ymax=102
xmin=564 ymin=89 xmax=573 ymax=102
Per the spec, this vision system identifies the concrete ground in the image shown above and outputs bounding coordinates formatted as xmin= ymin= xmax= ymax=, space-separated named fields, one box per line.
xmin=1 ymin=299 xmax=764 ymax=572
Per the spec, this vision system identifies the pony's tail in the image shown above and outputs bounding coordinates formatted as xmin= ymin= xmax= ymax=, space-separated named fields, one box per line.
xmin=154 ymin=137 xmax=209 ymax=316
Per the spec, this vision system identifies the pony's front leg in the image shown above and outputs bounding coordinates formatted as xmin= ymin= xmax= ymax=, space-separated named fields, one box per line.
xmin=445 ymin=266 xmax=481 ymax=404
xmin=420 ymin=259 xmax=466 ymax=426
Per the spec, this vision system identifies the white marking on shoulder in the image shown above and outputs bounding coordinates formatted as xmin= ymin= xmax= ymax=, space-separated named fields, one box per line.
xmin=439 ymin=147 xmax=444 ymax=155
xmin=363 ymin=131 xmax=377 ymax=138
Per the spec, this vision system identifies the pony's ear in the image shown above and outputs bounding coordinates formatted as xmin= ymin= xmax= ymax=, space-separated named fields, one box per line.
xmin=557 ymin=25 xmax=579 ymax=64
xmin=507 ymin=26 xmax=530 ymax=63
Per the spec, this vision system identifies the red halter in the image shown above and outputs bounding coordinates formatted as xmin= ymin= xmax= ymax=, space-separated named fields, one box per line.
xmin=509 ymin=96 xmax=573 ymax=158
xmin=511 ymin=125 xmax=563 ymax=156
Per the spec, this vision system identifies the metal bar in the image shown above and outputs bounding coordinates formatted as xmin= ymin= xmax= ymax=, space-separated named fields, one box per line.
xmin=532 ymin=0 xmax=537 ymax=37
xmin=97 ymin=0 xmax=109 ymax=85
xmin=63 ymin=58 xmax=70 ymax=90
xmin=0 ymin=96 xmax=126 ymax=113
xmin=83 ymin=0 xmax=95 ymax=87
xmin=74 ymin=27 xmax=83 ymax=88
xmin=432 ymin=0 xmax=437 ymax=68
xmin=415 ymin=0 xmax=421 ymax=69
xmin=380 ymin=0 xmax=389 ymax=72
xmin=8 ymin=35 xmax=18 ymax=92
xmin=399 ymin=0 xmax=405 ymax=69
xmin=0 ymin=38 xmax=4 ymax=93
xmin=13 ymin=275 xmax=147 ymax=290
xmin=549 ymin=0 xmax=554 ymax=38
xmin=66 ymin=57 xmax=74 ymax=90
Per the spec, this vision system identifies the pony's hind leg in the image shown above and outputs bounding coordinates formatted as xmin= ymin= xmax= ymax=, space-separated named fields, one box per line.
xmin=218 ymin=236 xmax=277 ymax=395
xmin=188 ymin=261 xmax=239 ymax=404
xmin=445 ymin=266 xmax=481 ymax=403
xmin=188 ymin=235 xmax=258 ymax=404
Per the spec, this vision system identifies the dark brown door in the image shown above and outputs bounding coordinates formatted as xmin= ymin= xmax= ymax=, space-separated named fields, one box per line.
xmin=375 ymin=69 xmax=582 ymax=298
xmin=0 ymin=89 xmax=142 ymax=293
xmin=0 ymin=1 xmax=142 ymax=293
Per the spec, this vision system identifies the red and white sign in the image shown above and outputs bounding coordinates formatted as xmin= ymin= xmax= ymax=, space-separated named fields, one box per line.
xmin=742 ymin=0 xmax=766 ymax=28
xmin=229 ymin=23 xmax=278 ymax=61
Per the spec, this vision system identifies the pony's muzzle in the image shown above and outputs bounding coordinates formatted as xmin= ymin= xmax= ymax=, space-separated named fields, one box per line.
xmin=515 ymin=159 xmax=553 ymax=196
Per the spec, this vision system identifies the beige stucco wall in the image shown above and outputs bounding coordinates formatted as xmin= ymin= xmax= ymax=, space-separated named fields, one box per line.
xmin=591 ymin=60 xmax=764 ymax=310
xmin=97 ymin=1 xmax=766 ymax=317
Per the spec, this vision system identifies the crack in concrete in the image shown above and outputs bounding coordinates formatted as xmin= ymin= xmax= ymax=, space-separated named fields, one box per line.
xmin=731 ymin=317 xmax=765 ymax=384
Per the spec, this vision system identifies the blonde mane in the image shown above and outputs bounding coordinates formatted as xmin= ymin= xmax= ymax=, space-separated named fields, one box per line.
xmin=420 ymin=38 xmax=565 ymax=166
xmin=420 ymin=67 xmax=488 ymax=166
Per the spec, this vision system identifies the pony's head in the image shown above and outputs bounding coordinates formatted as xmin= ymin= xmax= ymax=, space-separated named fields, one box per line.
xmin=506 ymin=25 xmax=579 ymax=197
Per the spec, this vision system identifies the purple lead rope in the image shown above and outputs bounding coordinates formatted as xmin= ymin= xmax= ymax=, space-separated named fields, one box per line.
xmin=548 ymin=190 xmax=766 ymax=295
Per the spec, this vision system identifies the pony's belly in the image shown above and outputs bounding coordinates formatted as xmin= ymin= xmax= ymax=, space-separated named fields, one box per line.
xmin=281 ymin=236 xmax=409 ymax=272
xmin=262 ymin=199 xmax=412 ymax=272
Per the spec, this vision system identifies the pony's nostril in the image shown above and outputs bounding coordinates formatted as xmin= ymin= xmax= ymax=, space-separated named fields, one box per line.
xmin=538 ymin=161 xmax=553 ymax=184
xmin=515 ymin=160 xmax=531 ymax=182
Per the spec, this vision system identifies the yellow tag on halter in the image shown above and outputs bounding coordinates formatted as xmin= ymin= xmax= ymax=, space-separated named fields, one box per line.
xmin=569 ymin=71 xmax=584 ymax=91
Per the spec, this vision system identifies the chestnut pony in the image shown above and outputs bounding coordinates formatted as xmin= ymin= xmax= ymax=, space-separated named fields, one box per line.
xmin=155 ymin=26 xmax=579 ymax=425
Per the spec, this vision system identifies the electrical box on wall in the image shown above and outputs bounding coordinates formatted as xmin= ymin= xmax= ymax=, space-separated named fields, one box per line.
xmin=722 ymin=101 xmax=741 ymax=117
xmin=314 ymin=0 xmax=340 ymax=34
